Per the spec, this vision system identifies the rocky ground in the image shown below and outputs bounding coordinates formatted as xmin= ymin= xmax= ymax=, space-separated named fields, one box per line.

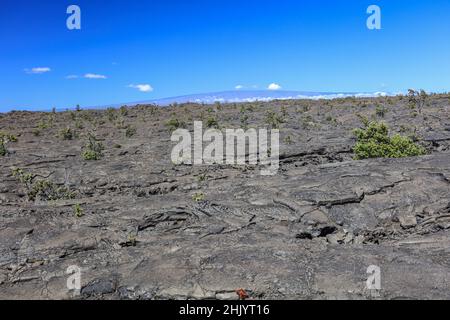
xmin=1 ymin=94 xmax=450 ymax=300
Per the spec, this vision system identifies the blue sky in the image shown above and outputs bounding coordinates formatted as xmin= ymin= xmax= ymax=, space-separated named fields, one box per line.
xmin=1 ymin=0 xmax=449 ymax=111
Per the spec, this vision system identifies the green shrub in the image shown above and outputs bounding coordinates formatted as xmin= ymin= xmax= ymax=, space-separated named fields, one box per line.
xmin=59 ymin=128 xmax=74 ymax=140
xmin=120 ymin=106 xmax=128 ymax=116
xmin=206 ymin=116 xmax=219 ymax=128
xmin=0 ymin=141 xmax=7 ymax=156
xmin=240 ymin=114 xmax=249 ymax=128
xmin=28 ymin=180 xmax=75 ymax=201
xmin=38 ymin=115 xmax=54 ymax=130
xmin=166 ymin=118 xmax=186 ymax=131
xmin=126 ymin=233 xmax=137 ymax=247
xmin=73 ymin=204 xmax=84 ymax=218
xmin=265 ymin=111 xmax=284 ymax=129
xmin=125 ymin=126 xmax=137 ymax=138
xmin=82 ymin=134 xmax=104 ymax=160
xmin=12 ymin=168 xmax=34 ymax=186
xmin=284 ymin=135 xmax=293 ymax=144
xmin=407 ymin=89 xmax=428 ymax=113
xmin=301 ymin=114 xmax=315 ymax=129
xmin=12 ymin=168 xmax=74 ymax=201
xmin=375 ymin=105 xmax=387 ymax=118
xmin=353 ymin=121 xmax=426 ymax=160
xmin=106 ymin=108 xmax=117 ymax=122
xmin=0 ymin=132 xmax=17 ymax=156
xmin=0 ymin=132 xmax=17 ymax=143
xmin=192 ymin=192 xmax=205 ymax=202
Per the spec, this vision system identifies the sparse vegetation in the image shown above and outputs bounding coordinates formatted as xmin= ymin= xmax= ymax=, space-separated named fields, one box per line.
xmin=0 ymin=132 xmax=17 ymax=143
xmin=125 ymin=126 xmax=137 ymax=138
xmin=59 ymin=127 xmax=75 ymax=140
xmin=375 ymin=104 xmax=387 ymax=118
xmin=12 ymin=168 xmax=34 ymax=186
xmin=192 ymin=192 xmax=205 ymax=202
xmin=0 ymin=132 xmax=17 ymax=156
xmin=73 ymin=204 xmax=84 ymax=218
xmin=126 ymin=233 xmax=137 ymax=247
xmin=206 ymin=116 xmax=219 ymax=128
xmin=120 ymin=106 xmax=129 ymax=116
xmin=265 ymin=111 xmax=284 ymax=129
xmin=0 ymin=141 xmax=7 ymax=156
xmin=240 ymin=114 xmax=249 ymax=129
xmin=301 ymin=114 xmax=316 ymax=129
xmin=82 ymin=134 xmax=104 ymax=160
xmin=106 ymin=108 xmax=117 ymax=122
xmin=408 ymin=89 xmax=428 ymax=114
xmin=353 ymin=121 xmax=427 ymax=160
xmin=12 ymin=168 xmax=75 ymax=201
xmin=166 ymin=118 xmax=186 ymax=131
xmin=284 ymin=135 xmax=293 ymax=144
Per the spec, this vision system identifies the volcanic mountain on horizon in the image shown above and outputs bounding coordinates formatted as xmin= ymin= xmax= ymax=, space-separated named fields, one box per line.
xmin=96 ymin=90 xmax=389 ymax=109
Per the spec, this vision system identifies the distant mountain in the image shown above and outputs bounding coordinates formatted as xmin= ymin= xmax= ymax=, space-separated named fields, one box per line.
xmin=92 ymin=90 xmax=389 ymax=109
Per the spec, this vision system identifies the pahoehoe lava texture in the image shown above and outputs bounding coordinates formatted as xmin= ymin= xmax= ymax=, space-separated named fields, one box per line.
xmin=1 ymin=95 xmax=450 ymax=299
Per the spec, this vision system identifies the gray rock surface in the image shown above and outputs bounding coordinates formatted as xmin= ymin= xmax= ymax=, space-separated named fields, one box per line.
xmin=1 ymin=95 xmax=450 ymax=299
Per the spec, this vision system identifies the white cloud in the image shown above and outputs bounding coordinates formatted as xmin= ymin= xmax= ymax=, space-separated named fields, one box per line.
xmin=235 ymin=85 xmax=244 ymax=90
xmin=65 ymin=75 xmax=79 ymax=79
xmin=128 ymin=84 xmax=154 ymax=93
xmin=268 ymin=83 xmax=282 ymax=90
xmin=84 ymin=73 xmax=107 ymax=79
xmin=25 ymin=67 xmax=51 ymax=74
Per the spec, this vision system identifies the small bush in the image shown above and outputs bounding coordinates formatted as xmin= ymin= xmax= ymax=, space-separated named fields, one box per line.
xmin=166 ymin=118 xmax=186 ymax=131
xmin=353 ymin=121 xmax=426 ymax=160
xmin=12 ymin=168 xmax=34 ymax=186
xmin=82 ymin=134 xmax=104 ymax=160
xmin=240 ymin=115 xmax=249 ymax=128
xmin=120 ymin=106 xmax=128 ymax=116
xmin=0 ymin=132 xmax=17 ymax=143
xmin=407 ymin=89 xmax=428 ymax=113
xmin=38 ymin=115 xmax=53 ymax=130
xmin=106 ymin=108 xmax=117 ymax=122
xmin=73 ymin=204 xmax=84 ymax=218
xmin=301 ymin=114 xmax=316 ymax=129
xmin=28 ymin=180 xmax=75 ymax=201
xmin=265 ymin=111 xmax=284 ymax=129
xmin=59 ymin=128 xmax=74 ymax=140
xmin=0 ymin=141 xmax=7 ymax=156
xmin=12 ymin=168 xmax=75 ymax=201
xmin=0 ymin=132 xmax=17 ymax=156
xmin=284 ymin=135 xmax=293 ymax=144
xmin=125 ymin=233 xmax=137 ymax=247
xmin=125 ymin=126 xmax=137 ymax=138
xmin=375 ymin=105 xmax=387 ymax=118
xmin=206 ymin=116 xmax=219 ymax=128
xmin=192 ymin=192 xmax=205 ymax=202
